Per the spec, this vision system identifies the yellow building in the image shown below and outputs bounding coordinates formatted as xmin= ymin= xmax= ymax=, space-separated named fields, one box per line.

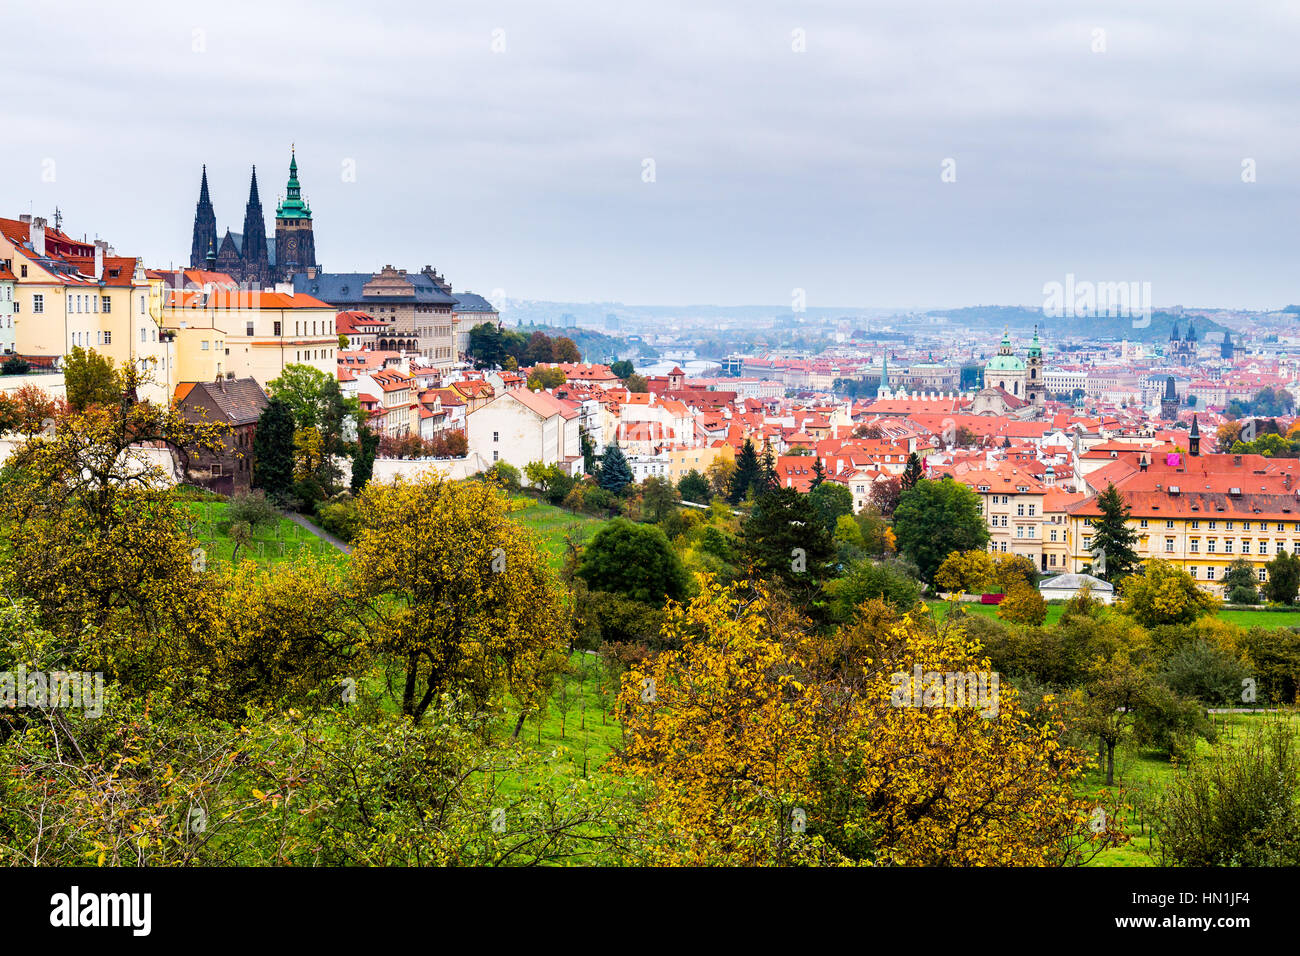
xmin=162 ymin=288 xmax=338 ymax=388
xmin=1065 ymin=448 xmax=1300 ymax=594
xmin=1 ymin=216 xmax=172 ymax=404
xmin=667 ymin=441 xmax=735 ymax=484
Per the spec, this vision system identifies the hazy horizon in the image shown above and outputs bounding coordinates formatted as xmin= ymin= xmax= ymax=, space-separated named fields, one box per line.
xmin=7 ymin=0 xmax=1299 ymax=310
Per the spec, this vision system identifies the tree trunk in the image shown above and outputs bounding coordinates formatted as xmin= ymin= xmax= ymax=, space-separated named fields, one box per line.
xmin=511 ymin=711 xmax=527 ymax=740
xmin=1106 ymin=741 xmax=1116 ymax=787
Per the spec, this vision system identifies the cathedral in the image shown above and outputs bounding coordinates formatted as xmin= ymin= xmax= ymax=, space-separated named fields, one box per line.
xmin=189 ymin=148 xmax=319 ymax=287
xmin=982 ymin=326 xmax=1045 ymax=408
xmin=1168 ymin=320 xmax=1197 ymax=366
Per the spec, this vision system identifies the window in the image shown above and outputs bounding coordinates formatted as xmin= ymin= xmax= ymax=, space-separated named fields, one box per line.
xmin=1209 ymin=520 xmax=1217 ymax=530
xmin=1028 ymin=505 xmax=1036 ymax=516
xmin=1279 ymin=523 xmax=1286 ymax=532
xmin=1242 ymin=521 xmax=1251 ymax=531
xmin=1166 ymin=520 xmax=1174 ymax=529
xmin=1140 ymin=519 xmax=1148 ymax=528
xmin=1260 ymin=541 xmax=1269 ymax=555
xmin=103 ymin=330 xmax=110 ymax=345
xmin=1017 ymin=503 xmax=1025 ymax=516
xmin=1190 ymin=566 xmax=1197 ymax=578
xmin=1226 ymin=521 xmax=1234 ymax=530
xmin=1083 ymin=536 xmax=1093 ymax=551
xmin=1165 ymin=538 xmax=1174 ymax=552
xmin=1206 ymin=567 xmax=1215 ymax=580
xmin=1050 ymin=554 xmax=1057 ymax=566
xmin=1259 ymin=568 xmax=1268 ymax=582
xmin=140 ymin=328 xmax=147 ymax=343
xmin=1191 ymin=520 xmax=1200 ymax=529
xmin=32 ymin=294 xmax=43 ymax=314
xmin=20 ymin=265 xmax=26 ymax=278
xmin=201 ymin=340 xmax=209 ymax=350
xmin=1225 ymin=540 xmax=1233 ymax=553
xmin=274 ymin=321 xmax=282 ymax=336
xmin=102 ymin=296 xmax=110 ymax=313
xmin=493 ymin=432 xmax=499 ymax=442
xmin=246 ymin=322 xmax=255 ymax=336
xmin=1050 ymin=529 xmax=1058 ymax=542
xmin=493 ymin=450 xmax=499 ymax=462
xmin=1278 ymin=542 xmax=1286 ymax=555
xmin=1190 ymin=539 xmax=1199 ymax=552
xmin=1208 ymin=540 xmax=1217 ymax=553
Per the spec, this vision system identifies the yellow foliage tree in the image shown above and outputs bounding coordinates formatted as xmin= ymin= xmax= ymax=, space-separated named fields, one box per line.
xmin=1118 ymin=559 xmax=1220 ymax=627
xmin=615 ymin=577 xmax=1118 ymax=865
xmin=350 ymin=473 xmax=570 ymax=722
xmin=998 ymin=582 xmax=1048 ymax=626
xmin=934 ymin=549 xmax=996 ymax=595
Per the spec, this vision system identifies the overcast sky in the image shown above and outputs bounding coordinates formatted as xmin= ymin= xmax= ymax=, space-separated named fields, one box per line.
xmin=7 ymin=0 xmax=1300 ymax=310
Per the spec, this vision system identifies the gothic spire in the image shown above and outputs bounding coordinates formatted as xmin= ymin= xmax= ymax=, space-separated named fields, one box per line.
xmin=190 ymin=164 xmax=218 ymax=270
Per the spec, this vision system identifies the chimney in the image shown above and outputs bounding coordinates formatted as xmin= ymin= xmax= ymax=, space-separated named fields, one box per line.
xmin=30 ymin=218 xmax=46 ymax=257
xmin=18 ymin=214 xmax=31 ymax=224
xmin=93 ymin=240 xmax=107 ymax=281
xmin=1286 ymin=474 xmax=1293 ymax=491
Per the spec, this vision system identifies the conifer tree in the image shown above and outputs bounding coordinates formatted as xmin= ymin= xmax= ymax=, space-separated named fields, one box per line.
xmin=728 ymin=439 xmax=760 ymax=504
xmin=597 ymin=442 xmax=633 ymax=494
xmin=1088 ymin=483 xmax=1141 ymax=580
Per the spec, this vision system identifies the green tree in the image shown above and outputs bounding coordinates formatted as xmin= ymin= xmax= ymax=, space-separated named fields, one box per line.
xmin=1087 ymin=484 xmax=1141 ymax=580
xmin=807 ymin=480 xmax=853 ymax=534
xmin=596 ymin=443 xmax=633 ymax=494
xmin=728 ymin=439 xmax=760 ymax=504
xmin=739 ymin=486 xmax=834 ymax=588
xmin=810 ymin=457 xmax=827 ymax=488
xmin=642 ymin=475 xmax=678 ymax=523
xmin=625 ymin=374 xmax=649 ymax=393
xmin=350 ymin=423 xmax=380 ymax=493
xmin=892 ymin=478 xmax=990 ymax=583
xmin=824 ymin=558 xmax=921 ymax=619
xmin=252 ymin=397 xmax=296 ymax=501
xmin=900 ymin=452 xmax=924 ymax=490
xmin=62 ymin=347 xmax=122 ymax=411
xmin=609 ymin=360 xmax=634 ymax=379
xmin=1265 ymin=550 xmax=1300 ymax=605
xmin=678 ymin=469 xmax=711 ymax=504
xmin=1222 ymin=558 xmax=1259 ymax=604
xmin=577 ymin=518 xmax=688 ymax=605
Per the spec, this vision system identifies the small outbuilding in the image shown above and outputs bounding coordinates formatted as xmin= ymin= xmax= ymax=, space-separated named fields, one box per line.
xmin=1038 ymin=572 xmax=1115 ymax=605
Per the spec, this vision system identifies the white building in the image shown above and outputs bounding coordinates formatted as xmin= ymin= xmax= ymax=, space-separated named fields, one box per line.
xmin=467 ymin=387 xmax=585 ymax=477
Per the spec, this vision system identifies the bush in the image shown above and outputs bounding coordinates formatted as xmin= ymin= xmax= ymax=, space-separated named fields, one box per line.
xmin=226 ymin=489 xmax=279 ymax=529
xmin=1158 ymin=639 xmax=1253 ymax=706
xmin=486 ymin=462 xmax=521 ymax=493
xmin=1152 ymin=721 xmax=1300 ymax=866
xmin=2 ymin=357 xmax=30 ymax=375
xmin=316 ymin=498 xmax=361 ymax=543
xmin=998 ymin=583 xmax=1047 ymax=626
xmin=580 ymin=590 xmax=667 ymax=650
xmin=824 ymin=558 xmax=922 ymax=620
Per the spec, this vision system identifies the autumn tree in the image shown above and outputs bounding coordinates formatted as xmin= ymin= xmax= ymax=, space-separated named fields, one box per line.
xmin=1117 ymin=559 xmax=1219 ymax=628
xmin=868 ymin=475 xmax=902 ymax=516
xmin=62 ymin=346 xmax=123 ymax=411
xmin=615 ymin=580 xmax=1117 ymax=865
xmin=998 ymin=582 xmax=1048 ymax=626
xmin=934 ymin=549 xmax=996 ymax=595
xmin=1264 ymin=550 xmax=1300 ymax=605
xmin=350 ymin=474 xmax=570 ymax=722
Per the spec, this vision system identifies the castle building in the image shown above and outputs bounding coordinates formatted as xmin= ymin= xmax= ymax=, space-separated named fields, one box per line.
xmin=190 ymin=149 xmax=319 ymax=288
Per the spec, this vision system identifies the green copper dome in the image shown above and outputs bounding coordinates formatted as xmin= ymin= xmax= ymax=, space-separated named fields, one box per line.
xmin=276 ymin=147 xmax=312 ymax=220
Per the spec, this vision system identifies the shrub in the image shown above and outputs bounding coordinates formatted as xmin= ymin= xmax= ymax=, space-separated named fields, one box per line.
xmin=486 ymin=462 xmax=521 ymax=493
xmin=317 ymin=498 xmax=361 ymax=543
xmin=1152 ymin=721 xmax=1300 ymax=866
xmin=1158 ymin=639 xmax=1253 ymax=705
xmin=998 ymin=583 xmax=1048 ymax=626
xmin=226 ymin=489 xmax=279 ymax=529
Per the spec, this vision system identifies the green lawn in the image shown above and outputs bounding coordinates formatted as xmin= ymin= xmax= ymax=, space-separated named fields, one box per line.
xmin=926 ymin=598 xmax=1300 ymax=630
xmin=182 ymin=501 xmax=349 ymax=570
xmin=506 ymin=496 xmax=608 ymax=571
xmin=1076 ymin=712 xmax=1300 ymax=866
xmin=924 ymin=599 xmax=1069 ymax=627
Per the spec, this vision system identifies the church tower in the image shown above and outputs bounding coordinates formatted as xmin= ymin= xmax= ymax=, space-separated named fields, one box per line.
xmin=1025 ymin=324 xmax=1045 ymax=409
xmin=274 ymin=147 xmax=318 ymax=282
xmin=239 ymin=167 xmax=271 ymax=287
xmin=190 ymin=165 xmax=218 ymax=270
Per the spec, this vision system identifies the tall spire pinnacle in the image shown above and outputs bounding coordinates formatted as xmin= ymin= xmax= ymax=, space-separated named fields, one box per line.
xmin=276 ymin=146 xmax=311 ymax=220
xmin=199 ymin=164 xmax=211 ymax=204
xmin=248 ymin=165 xmax=261 ymax=205
xmin=190 ymin=164 xmax=218 ymax=270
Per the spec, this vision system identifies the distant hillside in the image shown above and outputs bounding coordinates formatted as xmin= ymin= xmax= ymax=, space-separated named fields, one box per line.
xmin=925 ymin=306 xmax=1230 ymax=343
